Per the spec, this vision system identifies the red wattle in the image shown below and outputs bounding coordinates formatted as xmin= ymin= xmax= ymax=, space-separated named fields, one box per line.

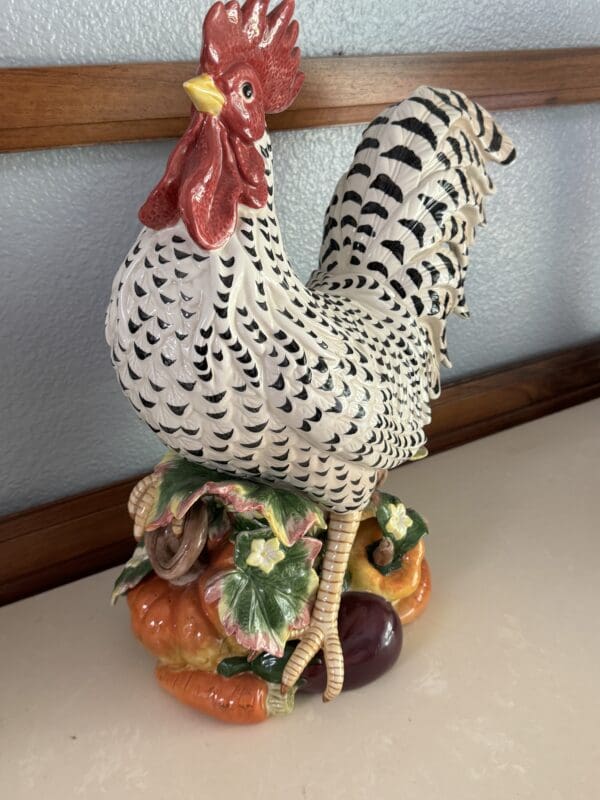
xmin=139 ymin=115 xmax=268 ymax=251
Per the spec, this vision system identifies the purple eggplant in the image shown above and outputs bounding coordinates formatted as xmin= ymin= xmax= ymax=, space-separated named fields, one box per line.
xmin=299 ymin=591 xmax=402 ymax=693
xmin=217 ymin=591 xmax=402 ymax=691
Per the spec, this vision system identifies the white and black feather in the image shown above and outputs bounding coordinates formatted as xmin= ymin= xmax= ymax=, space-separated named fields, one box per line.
xmin=107 ymin=87 xmax=514 ymax=513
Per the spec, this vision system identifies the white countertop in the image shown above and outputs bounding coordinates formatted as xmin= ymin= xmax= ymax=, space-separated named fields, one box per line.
xmin=1 ymin=400 xmax=599 ymax=799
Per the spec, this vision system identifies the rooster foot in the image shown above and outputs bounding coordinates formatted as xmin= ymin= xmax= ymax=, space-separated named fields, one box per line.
xmin=128 ymin=473 xmax=184 ymax=541
xmin=128 ymin=473 xmax=159 ymax=540
xmin=281 ymin=622 xmax=344 ymax=702
xmin=281 ymin=508 xmax=363 ymax=702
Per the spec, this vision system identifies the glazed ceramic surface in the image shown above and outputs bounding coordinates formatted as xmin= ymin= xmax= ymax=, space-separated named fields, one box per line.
xmin=106 ymin=0 xmax=515 ymax=711
xmin=106 ymin=10 xmax=515 ymax=512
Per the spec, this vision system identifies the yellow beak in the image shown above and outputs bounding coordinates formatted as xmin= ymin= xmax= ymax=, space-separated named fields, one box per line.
xmin=183 ymin=74 xmax=226 ymax=116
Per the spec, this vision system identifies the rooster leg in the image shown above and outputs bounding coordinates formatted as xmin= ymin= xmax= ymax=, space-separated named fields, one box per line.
xmin=281 ymin=509 xmax=362 ymax=702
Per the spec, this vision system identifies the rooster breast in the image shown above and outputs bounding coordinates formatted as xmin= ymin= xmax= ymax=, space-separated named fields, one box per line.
xmin=106 ymin=138 xmax=431 ymax=513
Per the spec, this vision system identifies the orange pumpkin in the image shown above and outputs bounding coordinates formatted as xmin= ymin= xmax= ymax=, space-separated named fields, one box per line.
xmin=127 ymin=572 xmax=243 ymax=670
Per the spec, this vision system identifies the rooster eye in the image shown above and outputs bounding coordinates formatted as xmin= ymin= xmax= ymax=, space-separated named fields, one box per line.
xmin=242 ymin=82 xmax=253 ymax=100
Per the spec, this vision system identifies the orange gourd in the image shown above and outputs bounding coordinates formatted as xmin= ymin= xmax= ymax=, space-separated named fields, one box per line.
xmin=348 ymin=518 xmax=424 ymax=603
xmin=127 ymin=573 xmax=242 ymax=670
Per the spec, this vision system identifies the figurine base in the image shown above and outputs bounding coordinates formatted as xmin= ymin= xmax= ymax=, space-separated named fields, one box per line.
xmin=113 ymin=455 xmax=431 ymax=723
xmin=125 ymin=517 xmax=430 ymax=724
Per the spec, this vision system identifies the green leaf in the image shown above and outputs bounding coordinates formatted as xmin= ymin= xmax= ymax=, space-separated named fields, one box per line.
xmin=238 ymin=482 xmax=327 ymax=546
xmin=373 ymin=491 xmax=407 ymax=536
xmin=231 ymin=514 xmax=269 ymax=533
xmin=209 ymin=531 xmax=321 ymax=656
xmin=110 ymin=543 xmax=153 ymax=605
xmin=149 ymin=454 xmax=232 ymax=528
xmin=147 ymin=453 xmax=326 ymax=546
xmin=205 ymin=500 xmax=233 ymax=542
xmin=367 ymin=507 xmax=428 ymax=576
xmin=398 ymin=508 xmax=428 ymax=553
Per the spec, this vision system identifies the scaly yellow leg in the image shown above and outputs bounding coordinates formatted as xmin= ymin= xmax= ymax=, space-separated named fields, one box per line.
xmin=128 ymin=473 xmax=183 ymax=541
xmin=281 ymin=509 xmax=362 ymax=702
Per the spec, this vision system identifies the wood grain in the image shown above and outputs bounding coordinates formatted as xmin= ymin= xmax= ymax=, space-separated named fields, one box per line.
xmin=2 ymin=48 xmax=600 ymax=152
xmin=1 ymin=341 xmax=599 ymax=606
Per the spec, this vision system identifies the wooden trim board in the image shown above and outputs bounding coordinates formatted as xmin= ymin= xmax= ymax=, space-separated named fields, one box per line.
xmin=2 ymin=48 xmax=600 ymax=152
xmin=1 ymin=340 xmax=599 ymax=606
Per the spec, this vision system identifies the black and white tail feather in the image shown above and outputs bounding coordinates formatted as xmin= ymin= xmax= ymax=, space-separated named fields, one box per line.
xmin=309 ymin=86 xmax=516 ymax=397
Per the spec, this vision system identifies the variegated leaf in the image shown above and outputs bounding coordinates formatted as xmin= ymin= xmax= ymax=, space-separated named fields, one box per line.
xmin=111 ymin=543 xmax=152 ymax=605
xmin=147 ymin=453 xmax=326 ymax=546
xmin=205 ymin=530 xmax=321 ymax=657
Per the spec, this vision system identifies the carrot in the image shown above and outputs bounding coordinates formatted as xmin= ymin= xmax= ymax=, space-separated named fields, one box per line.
xmin=155 ymin=666 xmax=294 ymax=724
xmin=394 ymin=558 xmax=431 ymax=625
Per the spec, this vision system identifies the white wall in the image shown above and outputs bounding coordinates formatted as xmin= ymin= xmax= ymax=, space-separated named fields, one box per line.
xmin=1 ymin=0 xmax=600 ymax=515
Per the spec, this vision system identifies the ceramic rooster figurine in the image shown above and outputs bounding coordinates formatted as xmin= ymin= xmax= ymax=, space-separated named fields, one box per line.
xmin=107 ymin=0 xmax=514 ymax=712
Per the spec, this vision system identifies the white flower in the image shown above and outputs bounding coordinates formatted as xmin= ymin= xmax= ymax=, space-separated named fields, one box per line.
xmin=386 ymin=503 xmax=413 ymax=540
xmin=245 ymin=537 xmax=285 ymax=574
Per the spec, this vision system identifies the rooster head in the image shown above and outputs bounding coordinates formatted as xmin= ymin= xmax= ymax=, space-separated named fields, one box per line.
xmin=139 ymin=0 xmax=304 ymax=251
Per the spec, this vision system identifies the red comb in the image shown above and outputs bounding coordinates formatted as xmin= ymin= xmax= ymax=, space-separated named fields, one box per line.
xmin=139 ymin=0 xmax=303 ymax=248
xmin=200 ymin=0 xmax=304 ymax=113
